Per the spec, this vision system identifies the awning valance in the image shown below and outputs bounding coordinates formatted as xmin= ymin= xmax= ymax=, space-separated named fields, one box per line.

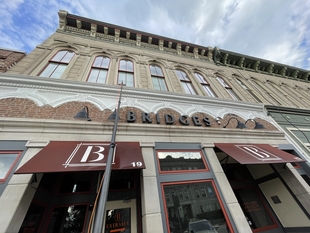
xmin=214 ymin=143 xmax=305 ymax=164
xmin=15 ymin=141 xmax=145 ymax=174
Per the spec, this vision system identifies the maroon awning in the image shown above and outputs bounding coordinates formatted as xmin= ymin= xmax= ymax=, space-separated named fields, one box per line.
xmin=214 ymin=143 xmax=305 ymax=164
xmin=15 ymin=141 xmax=145 ymax=174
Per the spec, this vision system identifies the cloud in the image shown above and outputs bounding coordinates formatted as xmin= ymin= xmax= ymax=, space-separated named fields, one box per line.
xmin=1 ymin=0 xmax=310 ymax=70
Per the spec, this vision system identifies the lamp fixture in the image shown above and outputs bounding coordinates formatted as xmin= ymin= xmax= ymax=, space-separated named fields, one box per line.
xmin=215 ymin=117 xmax=221 ymax=125
xmin=223 ymin=117 xmax=247 ymax=129
xmin=108 ymin=109 xmax=120 ymax=121
xmin=245 ymin=119 xmax=265 ymax=129
xmin=73 ymin=106 xmax=92 ymax=121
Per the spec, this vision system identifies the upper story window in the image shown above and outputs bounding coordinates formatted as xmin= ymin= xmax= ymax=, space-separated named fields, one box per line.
xmin=118 ymin=59 xmax=134 ymax=87
xmin=175 ymin=70 xmax=197 ymax=94
xmin=39 ymin=50 xmax=75 ymax=78
xmin=235 ymin=78 xmax=262 ymax=103
xmin=150 ymin=64 xmax=168 ymax=91
xmin=216 ymin=76 xmax=240 ymax=100
xmin=87 ymin=56 xmax=110 ymax=83
xmin=194 ymin=72 xmax=216 ymax=97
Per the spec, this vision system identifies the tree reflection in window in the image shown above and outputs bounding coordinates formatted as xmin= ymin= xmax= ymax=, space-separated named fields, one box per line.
xmin=163 ymin=181 xmax=230 ymax=233
xmin=157 ymin=151 xmax=207 ymax=172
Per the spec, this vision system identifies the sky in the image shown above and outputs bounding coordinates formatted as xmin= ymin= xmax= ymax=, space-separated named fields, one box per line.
xmin=1 ymin=0 xmax=310 ymax=70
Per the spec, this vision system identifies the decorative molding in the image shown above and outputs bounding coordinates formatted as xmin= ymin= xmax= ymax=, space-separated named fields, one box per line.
xmin=0 ymin=74 xmax=271 ymax=121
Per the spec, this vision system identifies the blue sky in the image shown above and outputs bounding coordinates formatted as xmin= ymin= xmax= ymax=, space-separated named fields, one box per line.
xmin=1 ymin=0 xmax=310 ymax=70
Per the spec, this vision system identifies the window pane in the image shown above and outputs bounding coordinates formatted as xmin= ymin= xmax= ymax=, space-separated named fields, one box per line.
xmin=93 ymin=56 xmax=104 ymax=67
xmin=152 ymin=77 xmax=161 ymax=90
xmin=88 ymin=69 xmax=100 ymax=83
xmin=39 ymin=63 xmax=57 ymax=77
xmin=176 ymin=70 xmax=189 ymax=81
xmin=119 ymin=60 xmax=127 ymax=71
xmin=93 ymin=56 xmax=110 ymax=68
xmin=156 ymin=66 xmax=163 ymax=76
xmin=195 ymin=73 xmax=207 ymax=84
xmin=164 ymin=182 xmax=230 ymax=233
xmin=118 ymin=72 xmax=126 ymax=85
xmin=125 ymin=73 xmax=134 ymax=87
xmin=59 ymin=172 xmax=93 ymax=193
xmin=126 ymin=60 xmax=134 ymax=72
xmin=49 ymin=64 xmax=67 ymax=78
xmin=0 ymin=153 xmax=19 ymax=180
xmin=152 ymin=77 xmax=167 ymax=91
xmin=157 ymin=151 xmax=206 ymax=171
xmin=61 ymin=51 xmax=74 ymax=63
xmin=97 ymin=70 xmax=108 ymax=83
xmin=227 ymin=89 xmax=240 ymax=100
xmin=217 ymin=77 xmax=229 ymax=88
xmin=158 ymin=77 xmax=168 ymax=91
xmin=101 ymin=57 xmax=110 ymax=68
xmin=234 ymin=188 xmax=275 ymax=230
xmin=150 ymin=65 xmax=163 ymax=76
xmin=150 ymin=65 xmax=157 ymax=76
xmin=203 ymin=85 xmax=216 ymax=97
xmin=119 ymin=60 xmax=133 ymax=72
xmin=19 ymin=202 xmax=46 ymax=233
xmin=51 ymin=51 xmax=67 ymax=62
xmin=182 ymin=82 xmax=196 ymax=95
xmin=46 ymin=204 xmax=87 ymax=232
xmin=118 ymin=72 xmax=134 ymax=87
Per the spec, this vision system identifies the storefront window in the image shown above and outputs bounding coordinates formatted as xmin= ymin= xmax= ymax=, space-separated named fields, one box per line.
xmin=157 ymin=151 xmax=208 ymax=172
xmin=234 ymin=187 xmax=276 ymax=231
xmin=59 ymin=172 xmax=93 ymax=194
xmin=19 ymin=202 xmax=46 ymax=233
xmin=163 ymin=181 xmax=230 ymax=233
xmin=46 ymin=204 xmax=87 ymax=233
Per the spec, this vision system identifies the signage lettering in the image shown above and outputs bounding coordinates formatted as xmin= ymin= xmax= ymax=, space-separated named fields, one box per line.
xmin=126 ymin=111 xmax=212 ymax=127
xmin=165 ymin=114 xmax=175 ymax=124
xmin=179 ymin=115 xmax=190 ymax=125
xmin=105 ymin=208 xmax=131 ymax=233
xmin=142 ymin=112 xmax=152 ymax=123
xmin=192 ymin=116 xmax=202 ymax=126
xmin=156 ymin=114 xmax=161 ymax=124
xmin=127 ymin=111 xmax=136 ymax=122
xmin=80 ymin=146 xmax=105 ymax=162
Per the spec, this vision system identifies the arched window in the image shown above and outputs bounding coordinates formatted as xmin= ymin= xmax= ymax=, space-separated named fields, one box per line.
xmin=118 ymin=59 xmax=134 ymax=87
xmin=87 ymin=56 xmax=110 ymax=83
xmin=175 ymin=70 xmax=197 ymax=94
xmin=150 ymin=64 xmax=168 ymax=91
xmin=194 ymin=73 xmax=216 ymax=97
xmin=39 ymin=50 xmax=75 ymax=78
xmin=235 ymin=77 xmax=262 ymax=103
xmin=216 ymin=76 xmax=240 ymax=100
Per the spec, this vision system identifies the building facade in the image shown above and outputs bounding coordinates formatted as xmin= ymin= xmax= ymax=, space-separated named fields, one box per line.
xmin=0 ymin=10 xmax=310 ymax=233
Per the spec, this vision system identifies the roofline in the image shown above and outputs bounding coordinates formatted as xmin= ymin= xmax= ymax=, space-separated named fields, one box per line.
xmin=0 ymin=47 xmax=26 ymax=54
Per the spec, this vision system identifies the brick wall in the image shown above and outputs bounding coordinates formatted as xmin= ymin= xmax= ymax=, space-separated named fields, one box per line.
xmin=0 ymin=49 xmax=26 ymax=72
xmin=0 ymin=98 xmax=278 ymax=131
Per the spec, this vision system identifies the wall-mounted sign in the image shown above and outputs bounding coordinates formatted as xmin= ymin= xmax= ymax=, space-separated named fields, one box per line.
xmin=105 ymin=208 xmax=131 ymax=233
xmin=126 ymin=111 xmax=212 ymax=127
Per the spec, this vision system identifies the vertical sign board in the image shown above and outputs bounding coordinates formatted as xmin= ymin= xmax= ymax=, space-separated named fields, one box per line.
xmin=105 ymin=208 xmax=131 ymax=233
